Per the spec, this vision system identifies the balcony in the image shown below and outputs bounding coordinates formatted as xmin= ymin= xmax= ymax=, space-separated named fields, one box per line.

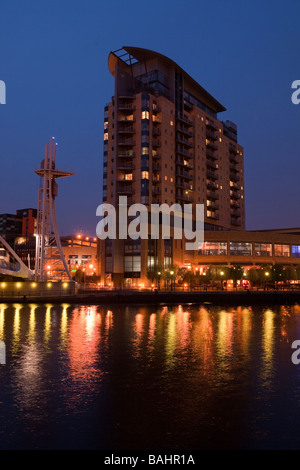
xmin=206 ymin=149 xmax=217 ymax=160
xmin=118 ymin=95 xmax=134 ymax=100
xmin=207 ymin=212 xmax=220 ymax=220
xmin=152 ymin=116 xmax=161 ymax=124
xmin=152 ymin=163 xmax=161 ymax=172
xmin=229 ymin=144 xmax=237 ymax=155
xmin=231 ymin=210 xmax=241 ymax=218
xmin=230 ymin=191 xmax=241 ymax=200
xmin=176 ymin=113 xmax=193 ymax=127
xmin=118 ymin=186 xmax=135 ymax=195
xmin=117 ymin=176 xmax=134 ymax=183
xmin=231 ymin=219 xmax=241 ymax=227
xmin=117 ymin=162 xmax=134 ymax=170
xmin=206 ymin=140 xmax=218 ymax=151
xmin=206 ymin=120 xmax=218 ymax=132
xmin=176 ymin=181 xmax=192 ymax=190
xmin=207 ymin=170 xmax=218 ymax=181
xmin=207 ymin=180 xmax=218 ymax=191
xmin=152 ymin=152 xmax=161 ymax=160
xmin=206 ymin=160 xmax=218 ymax=170
xmin=230 ymin=200 xmax=240 ymax=209
xmin=229 ymin=154 xmax=239 ymax=164
xmin=152 ymin=104 xmax=161 ymax=114
xmin=118 ymin=151 xmax=135 ymax=158
xmin=152 ymin=187 xmax=161 ymax=195
xmin=207 ymin=201 xmax=219 ymax=211
xmin=152 ymin=139 xmax=161 ymax=148
xmin=183 ymin=99 xmax=193 ymax=110
xmin=176 ymin=147 xmax=193 ymax=159
xmin=152 ymin=128 xmax=161 ymax=137
xmin=230 ymin=182 xmax=240 ymax=191
xmin=176 ymin=125 xmax=193 ymax=137
xmin=206 ymin=129 xmax=218 ymax=141
xmin=118 ymin=126 xmax=135 ymax=134
xmin=176 ymin=136 xmax=193 ymax=148
xmin=176 ymin=159 xmax=193 ymax=170
xmin=207 ymin=191 xmax=219 ymax=200
xmin=118 ymin=103 xmax=135 ymax=111
xmin=118 ymin=116 xmax=136 ymax=123
xmin=230 ymin=172 xmax=240 ymax=183
xmin=176 ymin=170 xmax=193 ymax=180
xmin=176 ymin=192 xmax=193 ymax=203
xmin=229 ymin=163 xmax=239 ymax=172
xmin=118 ymin=139 xmax=135 ymax=146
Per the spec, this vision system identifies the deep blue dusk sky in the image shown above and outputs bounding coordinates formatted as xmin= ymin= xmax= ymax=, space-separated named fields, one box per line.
xmin=0 ymin=0 xmax=299 ymax=236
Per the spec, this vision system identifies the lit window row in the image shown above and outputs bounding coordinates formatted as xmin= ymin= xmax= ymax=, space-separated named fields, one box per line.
xmin=198 ymin=242 xmax=300 ymax=257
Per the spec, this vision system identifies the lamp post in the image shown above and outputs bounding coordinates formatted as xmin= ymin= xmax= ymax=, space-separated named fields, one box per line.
xmin=220 ymin=271 xmax=224 ymax=290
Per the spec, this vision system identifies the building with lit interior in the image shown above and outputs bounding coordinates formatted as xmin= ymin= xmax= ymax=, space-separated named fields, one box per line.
xmin=99 ymin=47 xmax=300 ymax=287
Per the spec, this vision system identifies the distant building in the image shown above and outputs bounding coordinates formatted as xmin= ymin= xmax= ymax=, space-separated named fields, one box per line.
xmin=0 ymin=208 xmax=37 ymax=244
xmin=43 ymin=234 xmax=99 ymax=281
xmin=16 ymin=208 xmax=37 ymax=238
xmin=0 ymin=213 xmax=22 ymax=243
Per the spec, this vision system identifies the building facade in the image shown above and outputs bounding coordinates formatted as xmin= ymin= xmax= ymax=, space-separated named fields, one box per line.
xmin=100 ymin=47 xmax=245 ymax=287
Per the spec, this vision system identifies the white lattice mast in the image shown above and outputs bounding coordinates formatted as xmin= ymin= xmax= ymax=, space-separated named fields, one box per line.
xmin=35 ymin=137 xmax=75 ymax=281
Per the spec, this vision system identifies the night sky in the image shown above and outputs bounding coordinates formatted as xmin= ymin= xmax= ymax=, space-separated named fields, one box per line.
xmin=0 ymin=0 xmax=299 ymax=236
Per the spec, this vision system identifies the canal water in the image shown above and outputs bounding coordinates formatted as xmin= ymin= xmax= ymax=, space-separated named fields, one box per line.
xmin=0 ymin=302 xmax=300 ymax=450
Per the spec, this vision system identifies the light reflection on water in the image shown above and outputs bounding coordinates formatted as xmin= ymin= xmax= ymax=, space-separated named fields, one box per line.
xmin=0 ymin=302 xmax=300 ymax=449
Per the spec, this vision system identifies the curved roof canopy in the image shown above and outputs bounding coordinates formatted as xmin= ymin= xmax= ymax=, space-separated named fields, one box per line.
xmin=108 ymin=46 xmax=226 ymax=113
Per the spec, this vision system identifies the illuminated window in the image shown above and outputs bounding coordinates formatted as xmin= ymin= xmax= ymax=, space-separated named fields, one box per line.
xmin=292 ymin=245 xmax=300 ymax=258
xmin=125 ymin=173 xmax=133 ymax=180
xmin=254 ymin=243 xmax=272 ymax=256
xmin=165 ymin=176 xmax=168 ymax=181
xmin=142 ymin=111 xmax=149 ymax=120
xmin=198 ymin=242 xmax=227 ymax=256
xmin=230 ymin=242 xmax=252 ymax=256
xmin=142 ymin=171 xmax=149 ymax=179
xmin=142 ymin=147 xmax=149 ymax=155
xmin=274 ymin=244 xmax=290 ymax=257
xmin=104 ymin=132 xmax=108 ymax=141
xmin=170 ymin=120 xmax=174 ymax=126
xmin=170 ymin=177 xmax=173 ymax=183
xmin=124 ymin=256 xmax=141 ymax=272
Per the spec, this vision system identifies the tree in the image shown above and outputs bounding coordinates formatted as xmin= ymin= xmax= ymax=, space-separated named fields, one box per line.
xmin=247 ymin=267 xmax=259 ymax=287
xmin=163 ymin=264 xmax=180 ymax=291
xmin=147 ymin=265 xmax=164 ymax=289
xmin=229 ymin=265 xmax=243 ymax=288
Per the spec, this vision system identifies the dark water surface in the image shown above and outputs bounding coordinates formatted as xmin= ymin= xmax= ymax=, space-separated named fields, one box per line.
xmin=0 ymin=302 xmax=300 ymax=450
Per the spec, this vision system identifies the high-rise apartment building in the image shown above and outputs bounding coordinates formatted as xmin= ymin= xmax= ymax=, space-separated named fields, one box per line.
xmin=100 ymin=47 xmax=245 ymax=287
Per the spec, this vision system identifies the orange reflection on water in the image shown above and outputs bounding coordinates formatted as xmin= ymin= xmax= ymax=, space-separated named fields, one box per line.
xmin=261 ymin=309 xmax=275 ymax=383
xmin=176 ymin=306 xmax=191 ymax=351
xmin=44 ymin=304 xmax=53 ymax=345
xmin=67 ymin=306 xmax=102 ymax=383
xmin=28 ymin=304 xmax=38 ymax=342
xmin=165 ymin=313 xmax=177 ymax=368
xmin=148 ymin=313 xmax=156 ymax=344
xmin=12 ymin=304 xmax=22 ymax=354
xmin=60 ymin=303 xmax=70 ymax=349
xmin=279 ymin=305 xmax=291 ymax=342
xmin=0 ymin=304 xmax=8 ymax=341
xmin=217 ymin=309 xmax=234 ymax=361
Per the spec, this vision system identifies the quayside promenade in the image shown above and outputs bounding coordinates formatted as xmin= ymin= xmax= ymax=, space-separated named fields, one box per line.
xmin=0 ymin=288 xmax=299 ymax=306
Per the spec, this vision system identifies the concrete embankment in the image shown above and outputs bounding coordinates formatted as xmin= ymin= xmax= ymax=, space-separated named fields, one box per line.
xmin=0 ymin=289 xmax=299 ymax=306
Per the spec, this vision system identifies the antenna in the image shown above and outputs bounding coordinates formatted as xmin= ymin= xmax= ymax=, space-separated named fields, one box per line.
xmin=35 ymin=137 xmax=75 ymax=281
